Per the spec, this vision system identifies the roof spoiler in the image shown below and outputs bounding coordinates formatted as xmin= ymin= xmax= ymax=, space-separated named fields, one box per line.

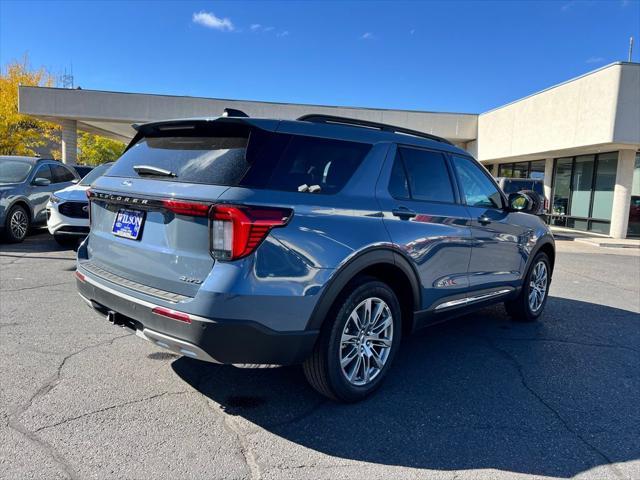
xmin=222 ymin=108 xmax=249 ymax=118
xmin=131 ymin=108 xmax=250 ymax=132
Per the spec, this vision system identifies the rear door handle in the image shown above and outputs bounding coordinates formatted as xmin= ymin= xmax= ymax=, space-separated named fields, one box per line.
xmin=392 ymin=207 xmax=417 ymax=220
xmin=478 ymin=215 xmax=492 ymax=225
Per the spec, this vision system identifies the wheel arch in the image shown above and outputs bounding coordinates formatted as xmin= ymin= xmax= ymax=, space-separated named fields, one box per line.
xmin=527 ymin=236 xmax=556 ymax=276
xmin=306 ymin=247 xmax=422 ymax=335
xmin=6 ymin=199 xmax=33 ymax=223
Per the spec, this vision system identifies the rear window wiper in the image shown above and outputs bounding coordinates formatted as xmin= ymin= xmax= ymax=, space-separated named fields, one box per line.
xmin=133 ymin=165 xmax=177 ymax=177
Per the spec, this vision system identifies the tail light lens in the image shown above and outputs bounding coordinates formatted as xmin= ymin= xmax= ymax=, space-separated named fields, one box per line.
xmin=161 ymin=199 xmax=210 ymax=217
xmin=85 ymin=188 xmax=92 ymax=225
xmin=209 ymin=205 xmax=292 ymax=260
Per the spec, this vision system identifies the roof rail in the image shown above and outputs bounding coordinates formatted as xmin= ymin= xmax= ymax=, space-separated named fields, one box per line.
xmin=297 ymin=114 xmax=453 ymax=145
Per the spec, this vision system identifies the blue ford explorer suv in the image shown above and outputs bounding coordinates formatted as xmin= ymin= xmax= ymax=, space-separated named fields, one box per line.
xmin=76 ymin=112 xmax=554 ymax=402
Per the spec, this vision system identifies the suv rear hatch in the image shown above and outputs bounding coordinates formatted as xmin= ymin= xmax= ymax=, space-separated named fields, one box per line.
xmin=85 ymin=119 xmax=278 ymax=298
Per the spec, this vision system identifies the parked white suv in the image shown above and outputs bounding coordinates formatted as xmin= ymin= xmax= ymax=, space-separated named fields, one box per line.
xmin=47 ymin=162 xmax=113 ymax=246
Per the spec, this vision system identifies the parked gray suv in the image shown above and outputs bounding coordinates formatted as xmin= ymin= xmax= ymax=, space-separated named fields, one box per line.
xmin=0 ymin=156 xmax=80 ymax=242
xmin=76 ymin=113 xmax=555 ymax=402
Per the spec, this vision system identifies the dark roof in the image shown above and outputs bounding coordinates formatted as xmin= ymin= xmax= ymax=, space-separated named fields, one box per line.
xmin=133 ymin=117 xmax=467 ymax=156
xmin=0 ymin=155 xmax=54 ymax=163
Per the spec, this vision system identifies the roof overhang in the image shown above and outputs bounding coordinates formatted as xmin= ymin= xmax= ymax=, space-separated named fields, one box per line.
xmin=18 ymin=86 xmax=479 ymax=144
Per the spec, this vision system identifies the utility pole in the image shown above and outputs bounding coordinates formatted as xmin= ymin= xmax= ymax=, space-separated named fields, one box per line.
xmin=629 ymin=36 xmax=634 ymax=62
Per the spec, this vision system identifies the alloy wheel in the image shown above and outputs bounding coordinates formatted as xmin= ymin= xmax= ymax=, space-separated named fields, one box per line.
xmin=339 ymin=297 xmax=394 ymax=386
xmin=10 ymin=209 xmax=28 ymax=240
xmin=528 ymin=261 xmax=548 ymax=312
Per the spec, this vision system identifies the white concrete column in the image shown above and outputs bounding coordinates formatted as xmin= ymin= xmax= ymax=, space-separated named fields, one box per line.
xmin=543 ymin=158 xmax=554 ymax=203
xmin=60 ymin=119 xmax=77 ymax=165
xmin=609 ymin=149 xmax=636 ymax=239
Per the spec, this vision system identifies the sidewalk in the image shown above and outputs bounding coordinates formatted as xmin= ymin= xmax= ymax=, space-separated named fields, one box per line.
xmin=550 ymin=226 xmax=640 ymax=249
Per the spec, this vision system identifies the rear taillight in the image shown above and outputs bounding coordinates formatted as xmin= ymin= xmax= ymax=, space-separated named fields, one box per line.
xmin=162 ymin=199 xmax=210 ymax=217
xmin=75 ymin=271 xmax=86 ymax=282
xmin=85 ymin=188 xmax=92 ymax=226
xmin=209 ymin=205 xmax=292 ymax=260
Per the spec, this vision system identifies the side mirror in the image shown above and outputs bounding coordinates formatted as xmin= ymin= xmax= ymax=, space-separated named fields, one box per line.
xmin=508 ymin=192 xmax=533 ymax=212
xmin=32 ymin=177 xmax=51 ymax=187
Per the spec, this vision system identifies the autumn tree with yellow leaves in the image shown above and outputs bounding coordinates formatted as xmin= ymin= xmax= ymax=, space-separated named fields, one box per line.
xmin=1 ymin=56 xmax=124 ymax=164
xmin=0 ymin=56 xmax=60 ymax=157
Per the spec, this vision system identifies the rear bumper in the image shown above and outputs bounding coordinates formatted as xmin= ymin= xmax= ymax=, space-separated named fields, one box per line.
xmin=76 ymin=270 xmax=319 ymax=365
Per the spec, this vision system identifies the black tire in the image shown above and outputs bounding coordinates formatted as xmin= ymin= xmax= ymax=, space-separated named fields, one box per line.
xmin=303 ymin=278 xmax=402 ymax=402
xmin=54 ymin=234 xmax=79 ymax=248
xmin=505 ymin=252 xmax=551 ymax=322
xmin=2 ymin=205 xmax=30 ymax=243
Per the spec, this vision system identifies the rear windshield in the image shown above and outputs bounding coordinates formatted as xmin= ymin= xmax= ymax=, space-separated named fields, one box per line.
xmin=79 ymin=162 xmax=113 ymax=186
xmin=106 ymin=127 xmax=371 ymax=194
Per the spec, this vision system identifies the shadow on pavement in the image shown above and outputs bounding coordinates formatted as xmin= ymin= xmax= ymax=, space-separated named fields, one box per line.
xmin=0 ymin=230 xmax=78 ymax=257
xmin=172 ymin=298 xmax=639 ymax=478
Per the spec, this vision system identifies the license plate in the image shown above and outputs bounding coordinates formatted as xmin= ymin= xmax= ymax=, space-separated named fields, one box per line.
xmin=112 ymin=208 xmax=145 ymax=240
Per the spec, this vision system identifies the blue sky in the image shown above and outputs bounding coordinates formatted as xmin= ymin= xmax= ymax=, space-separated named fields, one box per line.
xmin=1 ymin=0 xmax=639 ymax=113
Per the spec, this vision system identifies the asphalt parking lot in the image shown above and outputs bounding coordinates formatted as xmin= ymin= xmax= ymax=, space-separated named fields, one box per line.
xmin=1 ymin=231 xmax=639 ymax=480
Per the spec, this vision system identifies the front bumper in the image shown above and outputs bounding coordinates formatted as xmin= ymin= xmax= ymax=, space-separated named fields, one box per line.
xmin=47 ymin=202 xmax=89 ymax=236
xmin=76 ymin=269 xmax=319 ymax=365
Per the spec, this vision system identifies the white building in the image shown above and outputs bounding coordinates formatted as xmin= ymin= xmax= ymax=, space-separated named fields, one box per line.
xmin=18 ymin=62 xmax=640 ymax=239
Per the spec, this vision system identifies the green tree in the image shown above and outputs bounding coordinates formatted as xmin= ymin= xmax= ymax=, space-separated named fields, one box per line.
xmin=77 ymin=132 xmax=124 ymax=165
xmin=0 ymin=56 xmax=60 ymax=157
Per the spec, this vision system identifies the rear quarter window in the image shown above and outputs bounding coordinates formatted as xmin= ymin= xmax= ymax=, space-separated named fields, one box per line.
xmin=251 ymin=135 xmax=371 ymax=194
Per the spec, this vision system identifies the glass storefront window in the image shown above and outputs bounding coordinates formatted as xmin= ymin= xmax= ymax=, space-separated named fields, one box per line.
xmin=591 ymin=153 xmax=617 ymax=221
xmin=498 ymin=164 xmax=514 ymax=177
xmin=628 ymin=153 xmax=640 ymax=237
xmin=513 ymin=162 xmax=529 ymax=178
xmin=497 ymin=160 xmax=546 ymax=180
xmin=529 ymin=160 xmax=546 ymax=180
xmin=552 ymin=158 xmax=572 ymax=221
xmin=550 ymin=152 xmax=619 ymax=234
xmin=570 ymin=155 xmax=595 ymax=218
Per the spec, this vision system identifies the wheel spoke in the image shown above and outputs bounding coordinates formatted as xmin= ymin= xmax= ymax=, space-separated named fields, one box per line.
xmin=372 ymin=315 xmax=392 ymax=335
xmin=371 ymin=302 xmax=384 ymax=329
xmin=349 ymin=310 xmax=363 ymax=331
xmin=370 ymin=349 xmax=385 ymax=369
xmin=368 ymin=337 xmax=392 ymax=347
xmin=363 ymin=298 xmax=373 ymax=327
xmin=362 ymin=354 xmax=371 ymax=384
xmin=348 ymin=355 xmax=362 ymax=382
xmin=341 ymin=347 xmax=358 ymax=368
xmin=341 ymin=333 xmax=358 ymax=345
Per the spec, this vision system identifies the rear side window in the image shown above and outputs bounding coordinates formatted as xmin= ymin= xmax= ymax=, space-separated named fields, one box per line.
xmin=259 ymin=135 xmax=370 ymax=194
xmin=106 ymin=127 xmax=370 ymax=194
xmin=389 ymin=147 xmax=455 ymax=203
xmin=51 ymin=164 xmax=77 ymax=183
